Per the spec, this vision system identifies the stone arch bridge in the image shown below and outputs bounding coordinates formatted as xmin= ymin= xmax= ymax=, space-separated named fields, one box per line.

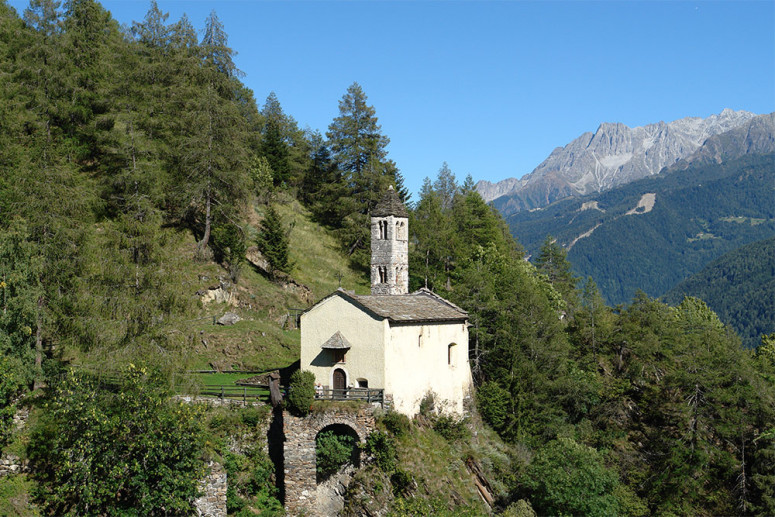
xmin=282 ymin=406 xmax=376 ymax=515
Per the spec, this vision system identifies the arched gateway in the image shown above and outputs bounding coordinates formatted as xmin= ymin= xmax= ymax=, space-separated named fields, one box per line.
xmin=282 ymin=407 xmax=376 ymax=516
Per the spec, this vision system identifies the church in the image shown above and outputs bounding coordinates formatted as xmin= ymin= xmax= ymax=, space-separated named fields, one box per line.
xmin=299 ymin=186 xmax=473 ymax=416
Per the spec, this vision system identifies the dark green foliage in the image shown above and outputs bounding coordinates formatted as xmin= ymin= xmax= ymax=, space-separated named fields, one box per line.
xmin=307 ymin=82 xmax=399 ymax=268
xmin=0 ymin=355 xmax=26 ymax=447
xmin=29 ymin=366 xmax=207 ymax=515
xmin=380 ymin=411 xmax=410 ymax=437
xmin=534 ymin=235 xmax=578 ymax=312
xmin=211 ymin=222 xmax=247 ymax=279
xmin=257 ymin=205 xmax=291 ymax=274
xmin=389 ymin=469 xmax=413 ymax=496
xmin=521 ymin=437 xmax=624 ymax=517
xmin=366 ymin=431 xmax=397 ymax=473
xmin=286 ymin=369 xmax=315 ymax=416
xmin=432 ymin=415 xmax=469 ymax=442
xmin=212 ymin=405 xmax=281 ymax=517
xmin=476 ymin=381 xmax=510 ymax=434
xmin=664 ymin=236 xmax=775 ymax=348
xmin=316 ymin=430 xmax=356 ymax=479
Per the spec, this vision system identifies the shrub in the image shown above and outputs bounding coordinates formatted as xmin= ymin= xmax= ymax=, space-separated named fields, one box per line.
xmin=520 ymin=437 xmax=621 ymax=517
xmin=381 ymin=411 xmax=410 ymax=437
xmin=286 ymin=370 xmax=315 ymax=416
xmin=476 ymin=381 xmax=510 ymax=433
xmin=240 ymin=405 xmax=269 ymax=428
xmin=390 ymin=469 xmax=413 ymax=496
xmin=419 ymin=391 xmax=436 ymax=416
xmin=316 ymin=430 xmax=355 ymax=480
xmin=366 ymin=431 xmax=397 ymax=473
xmin=433 ymin=415 xmax=469 ymax=442
xmin=28 ymin=366 xmax=207 ymax=515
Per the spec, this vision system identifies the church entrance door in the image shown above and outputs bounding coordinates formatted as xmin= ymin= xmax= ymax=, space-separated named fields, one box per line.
xmin=333 ymin=369 xmax=346 ymax=392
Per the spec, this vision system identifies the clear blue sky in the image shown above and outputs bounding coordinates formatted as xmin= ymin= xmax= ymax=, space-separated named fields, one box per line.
xmin=8 ymin=0 xmax=775 ymax=197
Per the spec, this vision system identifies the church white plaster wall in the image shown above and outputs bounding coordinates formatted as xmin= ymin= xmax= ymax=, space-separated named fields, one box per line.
xmin=385 ymin=321 xmax=472 ymax=416
xmin=300 ymin=296 xmax=387 ymax=389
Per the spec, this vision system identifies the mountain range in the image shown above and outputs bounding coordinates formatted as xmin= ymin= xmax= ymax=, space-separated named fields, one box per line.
xmin=497 ymin=109 xmax=775 ymax=306
xmin=477 ymin=109 xmax=761 ymax=214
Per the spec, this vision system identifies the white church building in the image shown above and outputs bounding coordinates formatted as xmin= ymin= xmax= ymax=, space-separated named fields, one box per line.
xmin=299 ymin=186 xmax=473 ymax=416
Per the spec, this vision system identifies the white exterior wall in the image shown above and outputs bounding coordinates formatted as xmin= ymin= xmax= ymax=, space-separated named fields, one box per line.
xmin=300 ymin=295 xmax=387 ymax=389
xmin=384 ymin=321 xmax=472 ymax=416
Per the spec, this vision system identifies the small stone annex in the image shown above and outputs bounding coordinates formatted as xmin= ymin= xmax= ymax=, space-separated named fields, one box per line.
xmin=300 ymin=186 xmax=474 ymax=416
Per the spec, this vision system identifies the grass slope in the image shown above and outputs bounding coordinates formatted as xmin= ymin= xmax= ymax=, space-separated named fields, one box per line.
xmin=75 ymin=196 xmax=368 ymax=374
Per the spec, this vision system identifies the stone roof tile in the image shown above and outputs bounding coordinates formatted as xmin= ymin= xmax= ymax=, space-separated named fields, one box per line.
xmin=348 ymin=288 xmax=467 ymax=323
xmin=372 ymin=186 xmax=408 ymax=217
xmin=320 ymin=331 xmax=353 ymax=350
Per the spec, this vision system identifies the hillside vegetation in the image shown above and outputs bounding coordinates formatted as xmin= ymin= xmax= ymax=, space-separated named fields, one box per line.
xmin=1 ymin=2 xmax=774 ymax=516
xmin=664 ymin=236 xmax=775 ymax=348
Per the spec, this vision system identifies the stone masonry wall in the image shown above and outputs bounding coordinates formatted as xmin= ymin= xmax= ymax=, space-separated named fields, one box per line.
xmin=195 ymin=461 xmax=227 ymax=517
xmin=283 ymin=407 xmax=376 ymax=516
xmin=371 ymin=215 xmax=408 ymax=295
xmin=178 ymin=396 xmax=272 ymax=517
xmin=0 ymin=406 xmax=30 ymax=478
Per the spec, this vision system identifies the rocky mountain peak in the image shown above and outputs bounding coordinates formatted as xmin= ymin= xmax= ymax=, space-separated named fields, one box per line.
xmin=477 ymin=109 xmax=759 ymax=213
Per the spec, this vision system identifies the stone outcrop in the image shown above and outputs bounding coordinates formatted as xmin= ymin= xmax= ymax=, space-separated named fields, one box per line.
xmin=0 ymin=454 xmax=28 ymax=477
xmin=216 ymin=312 xmax=241 ymax=325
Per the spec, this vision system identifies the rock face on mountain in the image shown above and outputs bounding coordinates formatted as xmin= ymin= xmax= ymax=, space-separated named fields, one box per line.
xmin=479 ymin=109 xmax=758 ymax=214
xmin=679 ymin=112 xmax=775 ymax=167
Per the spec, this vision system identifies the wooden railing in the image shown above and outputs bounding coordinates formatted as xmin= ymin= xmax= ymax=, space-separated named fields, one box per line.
xmin=315 ymin=387 xmax=384 ymax=404
xmin=198 ymin=384 xmax=273 ymax=403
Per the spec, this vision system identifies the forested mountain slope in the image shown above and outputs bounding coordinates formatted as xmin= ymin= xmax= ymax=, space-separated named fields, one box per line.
xmin=664 ymin=236 xmax=775 ymax=349
xmin=506 ymin=153 xmax=775 ymax=305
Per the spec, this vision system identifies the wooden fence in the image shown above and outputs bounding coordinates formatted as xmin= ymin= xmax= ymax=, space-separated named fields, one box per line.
xmin=197 ymin=384 xmax=274 ymax=403
xmin=314 ymin=387 xmax=384 ymax=405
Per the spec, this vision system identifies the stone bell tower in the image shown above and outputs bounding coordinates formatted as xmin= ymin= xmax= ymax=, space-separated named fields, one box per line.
xmin=371 ymin=186 xmax=409 ymax=295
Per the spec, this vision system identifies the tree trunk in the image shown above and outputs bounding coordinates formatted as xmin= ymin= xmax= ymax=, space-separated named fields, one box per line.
xmin=199 ymin=188 xmax=212 ymax=252
xmin=33 ymin=296 xmax=44 ymax=391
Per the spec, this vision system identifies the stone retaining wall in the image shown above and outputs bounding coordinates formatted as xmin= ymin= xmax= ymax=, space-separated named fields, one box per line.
xmin=195 ymin=462 xmax=227 ymax=517
xmin=0 ymin=454 xmax=27 ymax=477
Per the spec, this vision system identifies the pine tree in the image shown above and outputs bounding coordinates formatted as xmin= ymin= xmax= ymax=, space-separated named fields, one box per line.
xmin=327 ymin=82 xmax=389 ymax=178
xmin=173 ymin=11 xmax=248 ymax=255
xmin=535 ymin=235 xmax=578 ymax=312
xmin=323 ymin=83 xmax=396 ymax=266
xmin=257 ymin=205 xmax=291 ymax=275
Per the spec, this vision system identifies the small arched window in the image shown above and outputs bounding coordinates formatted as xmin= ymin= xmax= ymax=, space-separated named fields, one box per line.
xmin=378 ymin=220 xmax=387 ymax=239
xmin=448 ymin=343 xmax=457 ymax=366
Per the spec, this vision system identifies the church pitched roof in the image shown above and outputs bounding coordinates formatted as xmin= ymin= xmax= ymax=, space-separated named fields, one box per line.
xmin=316 ymin=287 xmax=467 ymax=324
xmin=320 ymin=331 xmax=352 ymax=350
xmin=372 ymin=186 xmax=408 ymax=218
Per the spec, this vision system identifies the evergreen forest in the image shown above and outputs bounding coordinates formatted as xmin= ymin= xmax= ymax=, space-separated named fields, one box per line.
xmin=664 ymin=236 xmax=775 ymax=349
xmin=0 ymin=1 xmax=774 ymax=515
